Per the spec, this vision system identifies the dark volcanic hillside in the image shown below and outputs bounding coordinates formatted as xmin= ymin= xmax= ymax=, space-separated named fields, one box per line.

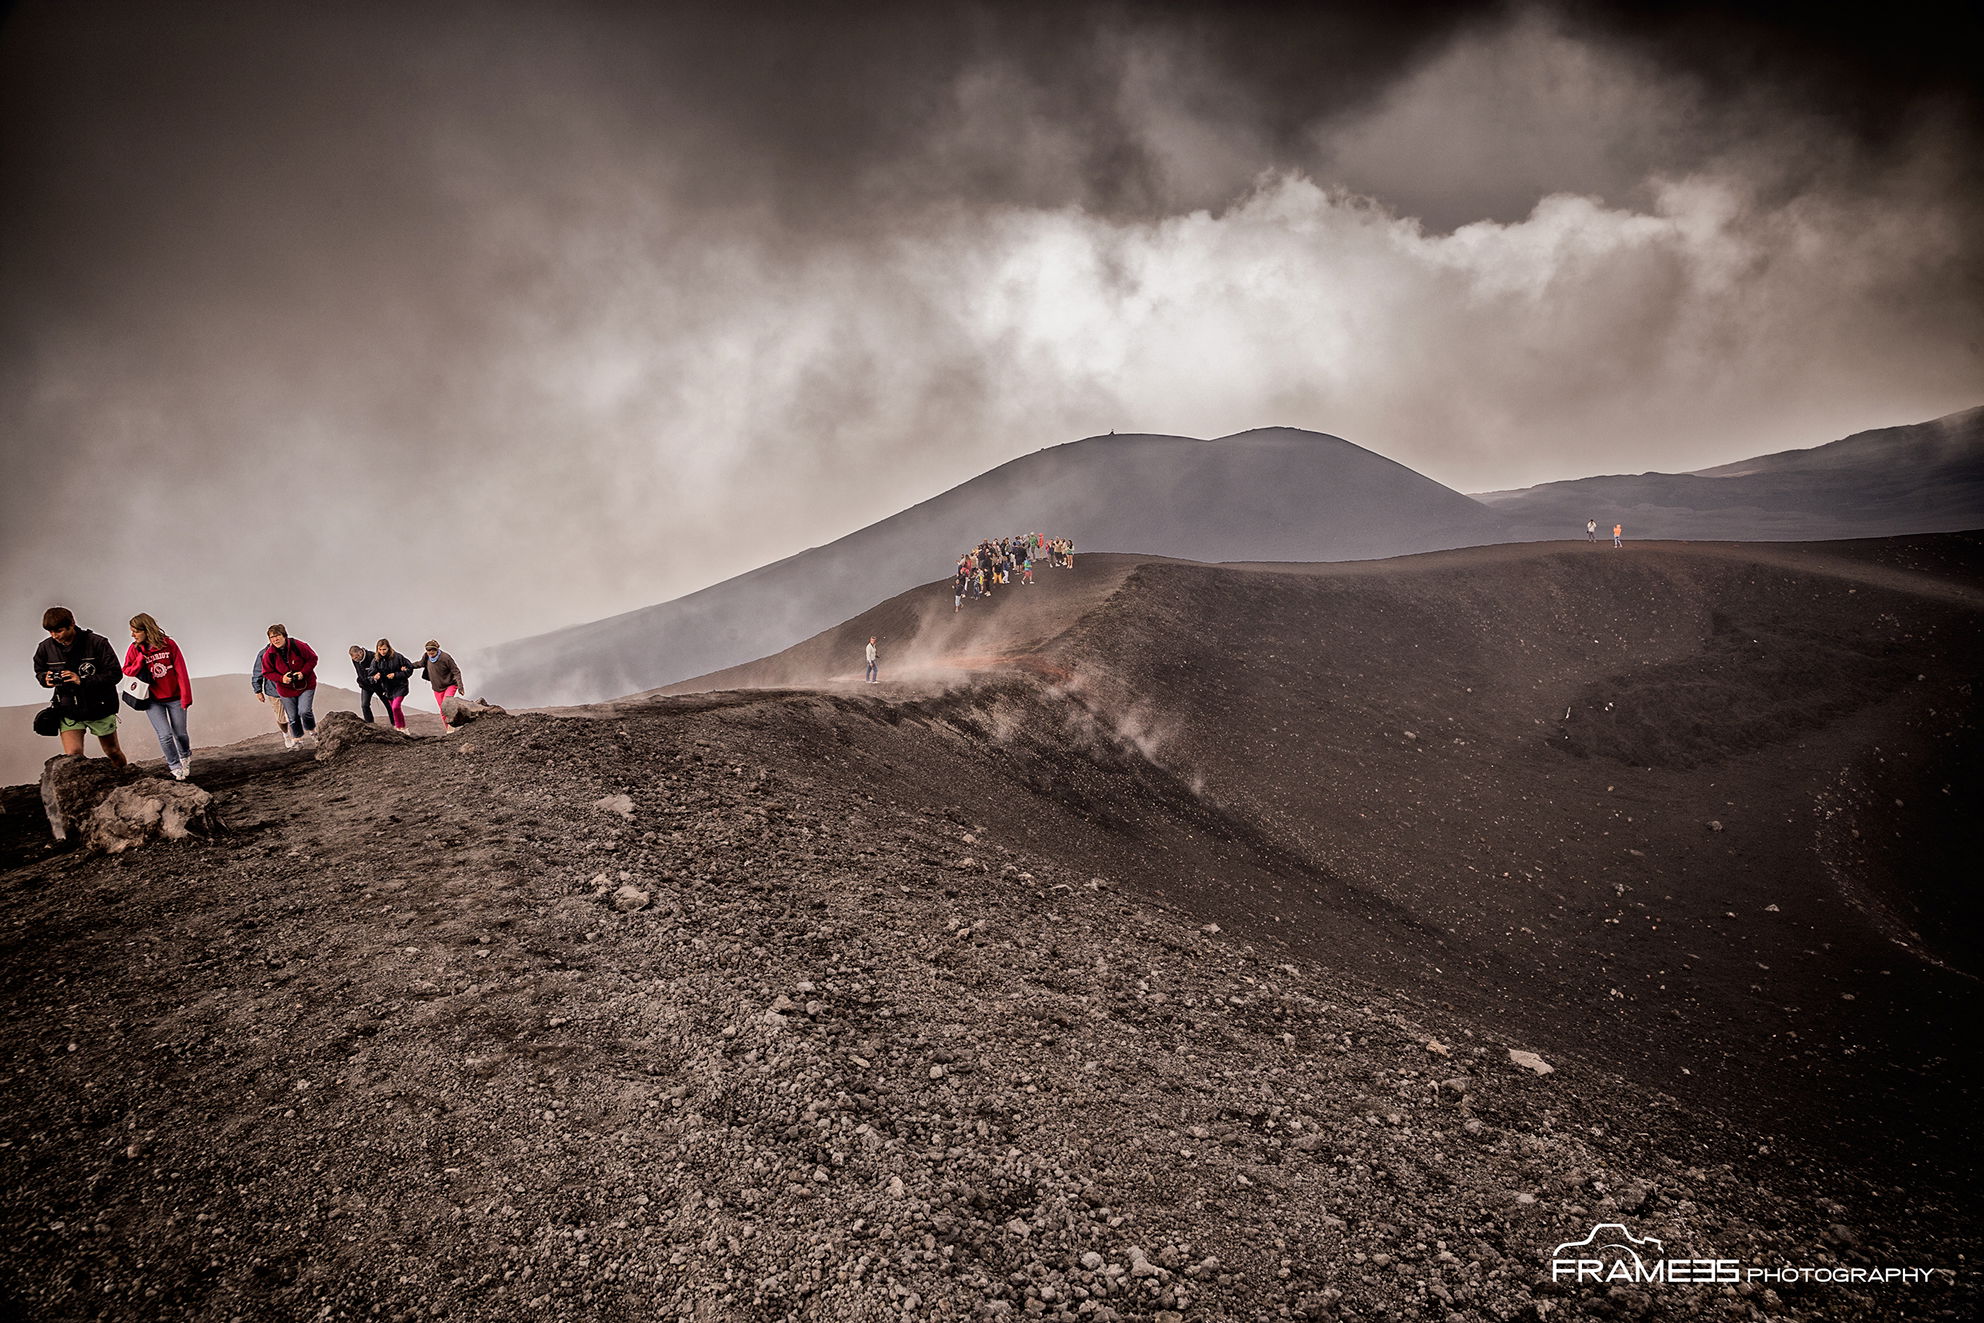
xmin=668 ymin=538 xmax=1984 ymax=1161
xmin=478 ymin=428 xmax=1513 ymax=709
xmin=1475 ymin=406 xmax=1984 ymax=542
xmin=1 ymin=537 xmax=1978 ymax=1322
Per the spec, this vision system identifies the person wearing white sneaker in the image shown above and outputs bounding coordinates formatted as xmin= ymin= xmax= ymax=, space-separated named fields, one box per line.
xmin=251 ymin=648 xmax=290 ymax=745
xmin=258 ymin=624 xmax=320 ymax=747
xmin=864 ymin=637 xmax=879 ymax=684
xmin=122 ymin=613 xmax=194 ymax=779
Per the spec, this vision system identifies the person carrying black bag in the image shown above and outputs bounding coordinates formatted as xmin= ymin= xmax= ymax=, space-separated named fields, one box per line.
xmin=32 ymin=605 xmax=127 ymax=766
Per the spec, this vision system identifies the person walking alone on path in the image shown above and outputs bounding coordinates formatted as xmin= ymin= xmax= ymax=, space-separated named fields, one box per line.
xmin=123 ymin=613 xmax=194 ymax=779
xmin=370 ymin=639 xmax=417 ymax=731
xmin=419 ymin=640 xmax=463 ymax=731
xmin=1586 ymin=518 xmax=1597 ymax=543
xmin=259 ymin=625 xmax=319 ymax=749
xmin=34 ymin=606 xmax=127 ymax=766
xmin=864 ymin=637 xmax=879 ymax=684
xmin=1612 ymin=523 xmax=1623 ymax=549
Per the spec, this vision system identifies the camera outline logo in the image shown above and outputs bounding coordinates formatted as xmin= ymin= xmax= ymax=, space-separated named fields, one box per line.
xmin=1552 ymin=1224 xmax=1665 ymax=1279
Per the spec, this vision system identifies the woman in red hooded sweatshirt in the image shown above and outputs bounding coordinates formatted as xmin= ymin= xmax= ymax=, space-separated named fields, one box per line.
xmin=259 ymin=624 xmax=319 ymax=749
xmin=123 ymin=613 xmax=195 ymax=779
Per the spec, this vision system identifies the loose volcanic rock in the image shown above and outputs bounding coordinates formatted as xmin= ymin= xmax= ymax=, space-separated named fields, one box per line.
xmin=1508 ymin=1049 xmax=1555 ymax=1075
xmin=38 ymin=753 xmax=145 ymax=843
xmin=441 ymin=694 xmax=506 ymax=728
xmin=312 ymin=711 xmax=410 ymax=761
xmin=84 ymin=780 xmax=222 ymax=854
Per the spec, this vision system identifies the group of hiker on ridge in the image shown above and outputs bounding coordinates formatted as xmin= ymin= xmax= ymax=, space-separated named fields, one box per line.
xmin=335 ymin=637 xmax=464 ymax=741
xmin=1584 ymin=517 xmax=1624 ymax=548
xmin=257 ymin=630 xmax=464 ymax=748
xmin=953 ymin=533 xmax=1073 ymax=612
xmin=32 ymin=606 xmax=466 ymax=777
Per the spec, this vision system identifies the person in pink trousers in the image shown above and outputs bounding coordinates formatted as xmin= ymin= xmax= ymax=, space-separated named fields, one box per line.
xmin=368 ymin=639 xmax=418 ymax=730
xmin=419 ymin=640 xmax=464 ymax=732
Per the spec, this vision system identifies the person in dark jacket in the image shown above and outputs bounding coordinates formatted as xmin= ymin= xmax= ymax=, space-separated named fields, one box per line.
xmin=369 ymin=639 xmax=416 ymax=731
xmin=33 ymin=605 xmax=127 ymax=765
xmin=258 ymin=624 xmax=319 ymax=750
xmin=252 ymin=650 xmax=289 ymax=737
xmin=348 ymin=646 xmax=383 ymax=724
xmin=419 ymin=640 xmax=463 ymax=731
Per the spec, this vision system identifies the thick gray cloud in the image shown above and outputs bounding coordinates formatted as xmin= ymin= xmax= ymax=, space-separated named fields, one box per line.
xmin=1 ymin=0 xmax=1978 ymax=703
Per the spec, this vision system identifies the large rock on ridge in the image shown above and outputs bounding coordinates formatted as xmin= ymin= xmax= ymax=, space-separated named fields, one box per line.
xmin=86 ymin=780 xmax=221 ymax=854
xmin=39 ymin=754 xmax=144 ymax=844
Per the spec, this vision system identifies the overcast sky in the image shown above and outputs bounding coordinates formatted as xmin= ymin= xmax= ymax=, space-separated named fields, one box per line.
xmin=2 ymin=0 xmax=1979 ymax=702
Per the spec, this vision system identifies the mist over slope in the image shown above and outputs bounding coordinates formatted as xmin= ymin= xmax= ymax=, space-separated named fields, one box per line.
xmin=478 ymin=427 xmax=1512 ymax=709
xmin=1474 ymin=406 xmax=1984 ymax=541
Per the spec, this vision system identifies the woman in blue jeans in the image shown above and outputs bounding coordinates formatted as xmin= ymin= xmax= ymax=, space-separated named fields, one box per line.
xmin=123 ymin=613 xmax=195 ymax=779
xmin=259 ymin=624 xmax=319 ymax=750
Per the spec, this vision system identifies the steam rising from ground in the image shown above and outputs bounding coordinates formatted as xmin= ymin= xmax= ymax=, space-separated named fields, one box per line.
xmin=2 ymin=3 xmax=1977 ymax=703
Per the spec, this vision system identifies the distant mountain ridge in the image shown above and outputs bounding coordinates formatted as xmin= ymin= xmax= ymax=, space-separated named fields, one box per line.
xmin=1694 ymin=405 xmax=1984 ymax=477
xmin=478 ymin=406 xmax=1984 ymax=709
xmin=478 ymin=427 xmax=1511 ymax=707
xmin=1473 ymin=406 xmax=1984 ymax=540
